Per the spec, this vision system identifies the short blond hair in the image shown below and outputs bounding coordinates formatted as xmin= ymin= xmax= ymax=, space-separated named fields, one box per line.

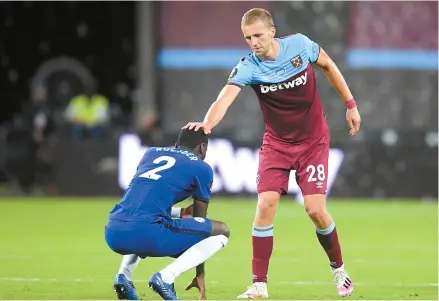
xmin=241 ymin=8 xmax=274 ymax=28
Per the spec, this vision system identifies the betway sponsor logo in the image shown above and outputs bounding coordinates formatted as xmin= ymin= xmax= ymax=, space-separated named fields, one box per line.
xmin=118 ymin=134 xmax=344 ymax=203
xmin=260 ymin=72 xmax=307 ymax=94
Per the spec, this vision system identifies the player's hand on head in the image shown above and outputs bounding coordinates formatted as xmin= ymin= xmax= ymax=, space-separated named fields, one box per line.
xmin=182 ymin=122 xmax=211 ymax=135
xmin=346 ymin=107 xmax=361 ymax=136
xmin=185 ymin=274 xmax=206 ymax=300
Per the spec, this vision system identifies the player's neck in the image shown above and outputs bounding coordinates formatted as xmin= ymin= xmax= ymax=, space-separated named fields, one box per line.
xmin=175 ymin=146 xmax=195 ymax=155
xmin=258 ymin=39 xmax=280 ymax=61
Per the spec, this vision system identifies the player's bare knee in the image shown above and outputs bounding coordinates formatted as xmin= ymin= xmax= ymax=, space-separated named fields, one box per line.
xmin=305 ymin=207 xmax=320 ymax=220
xmin=304 ymin=195 xmax=326 ymax=218
xmin=257 ymin=196 xmax=277 ymax=214
xmin=305 ymin=205 xmax=326 ymax=220
xmin=212 ymin=221 xmax=231 ymax=238
xmin=220 ymin=222 xmax=231 ymax=238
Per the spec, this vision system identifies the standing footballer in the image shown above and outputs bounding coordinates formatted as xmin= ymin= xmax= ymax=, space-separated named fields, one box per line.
xmin=184 ymin=8 xmax=361 ymax=299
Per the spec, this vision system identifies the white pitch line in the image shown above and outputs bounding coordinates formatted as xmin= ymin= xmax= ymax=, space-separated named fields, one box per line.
xmin=279 ymin=281 xmax=438 ymax=287
xmin=0 ymin=277 xmax=437 ymax=287
xmin=0 ymin=255 xmax=32 ymax=259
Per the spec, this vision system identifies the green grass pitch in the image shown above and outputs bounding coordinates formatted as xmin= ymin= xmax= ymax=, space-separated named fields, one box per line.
xmin=0 ymin=197 xmax=437 ymax=300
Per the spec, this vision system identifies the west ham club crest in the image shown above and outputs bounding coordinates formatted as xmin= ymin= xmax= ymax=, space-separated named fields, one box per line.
xmin=291 ymin=55 xmax=303 ymax=68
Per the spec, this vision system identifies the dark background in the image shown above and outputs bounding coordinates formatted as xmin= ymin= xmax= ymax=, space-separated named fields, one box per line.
xmin=0 ymin=1 xmax=437 ymax=199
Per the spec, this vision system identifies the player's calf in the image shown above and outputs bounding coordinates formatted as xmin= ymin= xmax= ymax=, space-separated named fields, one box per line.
xmin=303 ymin=194 xmax=353 ymax=296
xmin=237 ymin=192 xmax=279 ymax=298
xmin=304 ymin=194 xmax=343 ymax=268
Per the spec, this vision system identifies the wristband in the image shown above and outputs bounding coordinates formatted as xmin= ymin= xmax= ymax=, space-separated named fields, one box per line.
xmin=171 ymin=207 xmax=182 ymax=218
xmin=345 ymin=98 xmax=357 ymax=109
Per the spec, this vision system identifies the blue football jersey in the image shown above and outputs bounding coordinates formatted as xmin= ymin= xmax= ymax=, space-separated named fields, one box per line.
xmin=227 ymin=33 xmax=328 ymax=142
xmin=109 ymin=147 xmax=214 ymax=223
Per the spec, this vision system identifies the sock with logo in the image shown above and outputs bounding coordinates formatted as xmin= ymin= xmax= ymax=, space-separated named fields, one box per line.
xmin=316 ymin=220 xmax=344 ymax=269
xmin=118 ymin=254 xmax=141 ymax=281
xmin=252 ymin=224 xmax=273 ymax=283
xmin=160 ymin=235 xmax=228 ymax=284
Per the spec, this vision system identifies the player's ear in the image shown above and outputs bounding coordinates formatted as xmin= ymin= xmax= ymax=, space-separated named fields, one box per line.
xmin=199 ymin=143 xmax=208 ymax=159
xmin=270 ymin=26 xmax=276 ymax=37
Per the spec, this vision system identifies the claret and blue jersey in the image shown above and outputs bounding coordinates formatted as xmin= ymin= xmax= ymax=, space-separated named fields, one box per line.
xmin=227 ymin=33 xmax=329 ymax=142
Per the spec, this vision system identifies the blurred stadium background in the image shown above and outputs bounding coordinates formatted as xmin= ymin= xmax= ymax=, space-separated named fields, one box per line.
xmin=0 ymin=1 xmax=437 ymax=300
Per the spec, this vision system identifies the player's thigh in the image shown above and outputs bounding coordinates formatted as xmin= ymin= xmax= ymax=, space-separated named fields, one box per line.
xmin=105 ymin=224 xmax=132 ymax=255
xmin=158 ymin=217 xmax=213 ymax=257
xmin=296 ymin=134 xmax=329 ymax=196
xmin=105 ymin=220 xmax=161 ymax=258
xmin=258 ymin=144 xmax=290 ymax=196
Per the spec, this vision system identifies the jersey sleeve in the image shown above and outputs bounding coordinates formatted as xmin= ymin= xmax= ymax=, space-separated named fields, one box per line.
xmin=299 ymin=34 xmax=320 ymax=63
xmin=227 ymin=58 xmax=253 ymax=87
xmin=192 ymin=163 xmax=214 ymax=202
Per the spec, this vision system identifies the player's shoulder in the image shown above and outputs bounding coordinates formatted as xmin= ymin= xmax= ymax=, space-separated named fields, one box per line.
xmin=280 ymin=33 xmax=313 ymax=41
xmin=197 ymin=160 xmax=213 ymax=173
xmin=194 ymin=160 xmax=214 ymax=178
xmin=141 ymin=146 xmax=157 ymax=158
xmin=279 ymin=33 xmax=310 ymax=49
xmin=235 ymin=52 xmax=258 ymax=69
xmin=228 ymin=53 xmax=256 ymax=84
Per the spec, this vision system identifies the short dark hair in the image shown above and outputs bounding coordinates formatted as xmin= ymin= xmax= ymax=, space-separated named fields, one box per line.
xmin=175 ymin=128 xmax=208 ymax=149
xmin=241 ymin=8 xmax=274 ymax=28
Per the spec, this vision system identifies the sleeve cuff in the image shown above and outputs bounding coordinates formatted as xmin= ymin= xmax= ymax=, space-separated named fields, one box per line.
xmin=192 ymin=197 xmax=210 ymax=203
xmin=227 ymin=82 xmax=244 ymax=88
xmin=171 ymin=207 xmax=182 ymax=218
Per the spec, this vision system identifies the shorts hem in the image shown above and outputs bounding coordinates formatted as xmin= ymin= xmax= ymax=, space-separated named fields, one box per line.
xmin=301 ymin=191 xmax=326 ymax=197
xmin=257 ymin=187 xmax=287 ymax=196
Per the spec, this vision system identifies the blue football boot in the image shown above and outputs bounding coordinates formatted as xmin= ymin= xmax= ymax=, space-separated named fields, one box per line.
xmin=113 ymin=274 xmax=139 ymax=300
xmin=148 ymin=272 xmax=181 ymax=300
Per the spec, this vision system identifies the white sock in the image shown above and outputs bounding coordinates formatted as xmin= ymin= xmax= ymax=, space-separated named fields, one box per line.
xmin=118 ymin=254 xmax=141 ymax=281
xmin=159 ymin=235 xmax=228 ymax=284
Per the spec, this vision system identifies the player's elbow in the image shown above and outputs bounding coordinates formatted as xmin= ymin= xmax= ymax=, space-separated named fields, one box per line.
xmin=321 ymin=58 xmax=337 ymax=73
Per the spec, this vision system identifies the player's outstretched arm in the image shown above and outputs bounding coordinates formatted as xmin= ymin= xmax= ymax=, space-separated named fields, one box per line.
xmin=183 ymin=84 xmax=241 ymax=134
xmin=315 ymin=48 xmax=362 ymax=136
xmin=203 ymin=85 xmax=241 ymax=130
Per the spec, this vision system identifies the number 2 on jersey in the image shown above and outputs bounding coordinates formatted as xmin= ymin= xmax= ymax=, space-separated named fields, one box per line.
xmin=139 ymin=156 xmax=176 ymax=180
